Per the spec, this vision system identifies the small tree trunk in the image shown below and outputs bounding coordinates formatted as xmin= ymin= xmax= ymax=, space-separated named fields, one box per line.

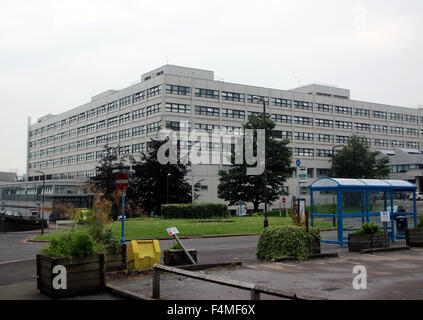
xmin=253 ymin=201 xmax=259 ymax=213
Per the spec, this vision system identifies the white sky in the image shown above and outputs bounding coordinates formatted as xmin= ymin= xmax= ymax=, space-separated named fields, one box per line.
xmin=0 ymin=0 xmax=422 ymax=175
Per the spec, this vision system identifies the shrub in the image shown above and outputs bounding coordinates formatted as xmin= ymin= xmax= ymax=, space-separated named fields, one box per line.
xmin=41 ymin=230 xmax=97 ymax=258
xmin=256 ymin=225 xmax=321 ymax=261
xmin=70 ymin=232 xmax=95 ymax=257
xmin=353 ymin=222 xmax=382 ymax=235
xmin=161 ymin=203 xmax=229 ymax=219
xmin=418 ymin=215 xmax=423 ymax=228
xmin=85 ymin=216 xmax=120 ymax=252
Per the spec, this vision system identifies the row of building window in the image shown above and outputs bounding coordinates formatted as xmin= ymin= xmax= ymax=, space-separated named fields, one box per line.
xmin=29 ymin=81 xmax=423 ymax=139
xmin=30 ymin=85 xmax=162 ymax=138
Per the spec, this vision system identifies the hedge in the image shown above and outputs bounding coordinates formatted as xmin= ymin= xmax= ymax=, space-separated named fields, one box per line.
xmin=161 ymin=203 xmax=229 ymax=219
xmin=256 ymin=225 xmax=321 ymax=261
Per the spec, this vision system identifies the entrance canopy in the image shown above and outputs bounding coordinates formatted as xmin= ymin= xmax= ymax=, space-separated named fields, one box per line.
xmin=309 ymin=178 xmax=417 ymax=246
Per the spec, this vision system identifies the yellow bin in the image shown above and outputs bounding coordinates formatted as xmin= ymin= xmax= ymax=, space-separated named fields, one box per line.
xmin=127 ymin=240 xmax=161 ymax=271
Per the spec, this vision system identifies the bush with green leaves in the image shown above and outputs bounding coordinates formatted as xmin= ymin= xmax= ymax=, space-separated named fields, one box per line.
xmin=418 ymin=215 xmax=423 ymax=228
xmin=256 ymin=225 xmax=321 ymax=261
xmin=85 ymin=216 xmax=120 ymax=252
xmin=41 ymin=230 xmax=99 ymax=258
xmin=353 ymin=222 xmax=382 ymax=235
xmin=161 ymin=203 xmax=229 ymax=219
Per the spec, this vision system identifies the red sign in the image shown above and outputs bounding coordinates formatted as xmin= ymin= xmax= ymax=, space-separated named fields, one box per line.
xmin=115 ymin=172 xmax=129 ymax=191
xmin=282 ymin=197 xmax=286 ymax=203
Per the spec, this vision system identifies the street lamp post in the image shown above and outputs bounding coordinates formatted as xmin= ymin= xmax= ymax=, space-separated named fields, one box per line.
xmin=35 ymin=170 xmax=45 ymax=234
xmin=253 ymin=96 xmax=268 ymax=228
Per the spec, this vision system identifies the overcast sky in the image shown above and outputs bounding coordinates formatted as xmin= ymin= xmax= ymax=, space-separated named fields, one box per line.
xmin=1 ymin=0 xmax=422 ymax=175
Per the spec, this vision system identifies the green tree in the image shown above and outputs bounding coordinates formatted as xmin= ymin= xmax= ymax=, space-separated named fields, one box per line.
xmin=90 ymin=144 xmax=125 ymax=219
xmin=129 ymin=138 xmax=196 ymax=216
xmin=218 ymin=114 xmax=294 ymax=212
xmin=330 ymin=135 xmax=390 ymax=178
xmin=90 ymin=140 xmax=197 ymax=218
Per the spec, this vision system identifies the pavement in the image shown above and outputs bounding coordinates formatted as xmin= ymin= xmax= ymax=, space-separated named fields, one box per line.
xmin=109 ymin=240 xmax=423 ymax=300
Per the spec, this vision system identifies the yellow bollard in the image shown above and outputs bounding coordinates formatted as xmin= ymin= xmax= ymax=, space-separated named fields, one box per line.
xmin=127 ymin=240 xmax=161 ymax=271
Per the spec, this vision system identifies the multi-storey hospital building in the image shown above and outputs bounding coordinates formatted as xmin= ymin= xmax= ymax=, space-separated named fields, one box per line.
xmin=23 ymin=65 xmax=423 ymax=214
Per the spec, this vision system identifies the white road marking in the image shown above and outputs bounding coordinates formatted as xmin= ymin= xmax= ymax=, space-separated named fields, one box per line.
xmin=0 ymin=258 xmax=35 ymax=265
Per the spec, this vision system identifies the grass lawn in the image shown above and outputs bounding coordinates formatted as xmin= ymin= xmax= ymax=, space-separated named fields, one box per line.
xmin=34 ymin=216 xmax=334 ymax=242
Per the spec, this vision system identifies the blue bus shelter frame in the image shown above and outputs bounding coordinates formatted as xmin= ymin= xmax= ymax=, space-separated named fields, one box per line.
xmin=309 ymin=178 xmax=417 ymax=246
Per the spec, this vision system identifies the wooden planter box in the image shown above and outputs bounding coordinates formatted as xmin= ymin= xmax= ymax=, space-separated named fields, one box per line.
xmin=163 ymin=249 xmax=198 ymax=266
xmin=104 ymin=244 xmax=127 ymax=272
xmin=311 ymin=237 xmax=321 ymax=254
xmin=36 ymin=254 xmax=105 ymax=298
xmin=348 ymin=233 xmax=386 ymax=252
xmin=406 ymin=228 xmax=423 ymax=247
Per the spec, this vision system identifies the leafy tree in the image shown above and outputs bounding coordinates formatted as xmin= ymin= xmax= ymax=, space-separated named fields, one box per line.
xmin=90 ymin=145 xmax=125 ymax=219
xmin=90 ymin=140 xmax=197 ymax=218
xmin=129 ymin=138 xmax=196 ymax=216
xmin=218 ymin=114 xmax=294 ymax=212
xmin=330 ymin=135 xmax=390 ymax=179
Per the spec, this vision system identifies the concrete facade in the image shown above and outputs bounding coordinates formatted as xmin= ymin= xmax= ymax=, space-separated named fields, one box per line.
xmin=26 ymin=65 xmax=423 ymax=212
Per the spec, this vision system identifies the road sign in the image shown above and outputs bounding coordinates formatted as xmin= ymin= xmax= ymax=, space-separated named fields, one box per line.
xmin=166 ymin=227 xmax=179 ymax=236
xmin=296 ymin=159 xmax=301 ymax=167
xmin=380 ymin=211 xmax=390 ymax=223
xmin=282 ymin=197 xmax=286 ymax=203
xmin=297 ymin=166 xmax=307 ymax=183
xmin=115 ymin=172 xmax=129 ymax=190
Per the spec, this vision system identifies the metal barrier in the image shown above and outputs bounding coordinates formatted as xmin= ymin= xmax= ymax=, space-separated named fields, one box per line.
xmin=152 ymin=263 xmax=323 ymax=300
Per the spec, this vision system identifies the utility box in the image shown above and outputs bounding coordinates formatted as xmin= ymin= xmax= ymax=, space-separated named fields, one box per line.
xmin=127 ymin=240 xmax=161 ymax=271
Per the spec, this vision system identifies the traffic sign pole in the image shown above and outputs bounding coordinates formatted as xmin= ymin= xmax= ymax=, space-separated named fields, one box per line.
xmin=166 ymin=227 xmax=196 ymax=265
xmin=115 ymin=172 xmax=129 ymax=245
xmin=120 ymin=190 xmax=125 ymax=244
xmin=380 ymin=211 xmax=390 ymax=248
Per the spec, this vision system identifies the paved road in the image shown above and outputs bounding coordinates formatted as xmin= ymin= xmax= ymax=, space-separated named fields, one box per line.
xmin=158 ymin=235 xmax=261 ymax=265
xmin=0 ymin=231 xmax=46 ymax=263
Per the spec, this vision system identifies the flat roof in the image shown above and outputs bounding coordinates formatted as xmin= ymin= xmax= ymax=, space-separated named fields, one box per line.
xmin=309 ymin=178 xmax=417 ymax=190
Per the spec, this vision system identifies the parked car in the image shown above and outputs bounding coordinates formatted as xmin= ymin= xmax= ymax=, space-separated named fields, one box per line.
xmin=12 ymin=212 xmax=22 ymax=218
xmin=5 ymin=211 xmax=13 ymax=216
xmin=409 ymin=192 xmax=423 ymax=200
xmin=0 ymin=210 xmax=5 ymax=215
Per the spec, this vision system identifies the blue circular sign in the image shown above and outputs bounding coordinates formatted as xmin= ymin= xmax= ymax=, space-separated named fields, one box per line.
xmin=296 ymin=159 xmax=301 ymax=167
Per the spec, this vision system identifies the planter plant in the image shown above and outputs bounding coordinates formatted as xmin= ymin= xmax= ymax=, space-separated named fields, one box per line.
xmin=163 ymin=242 xmax=198 ymax=266
xmin=348 ymin=222 xmax=385 ymax=252
xmin=406 ymin=215 xmax=423 ymax=247
xmin=37 ymin=230 xmax=106 ymax=298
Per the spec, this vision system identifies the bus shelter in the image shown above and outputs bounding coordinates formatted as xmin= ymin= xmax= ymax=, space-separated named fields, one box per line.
xmin=309 ymin=178 xmax=417 ymax=246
